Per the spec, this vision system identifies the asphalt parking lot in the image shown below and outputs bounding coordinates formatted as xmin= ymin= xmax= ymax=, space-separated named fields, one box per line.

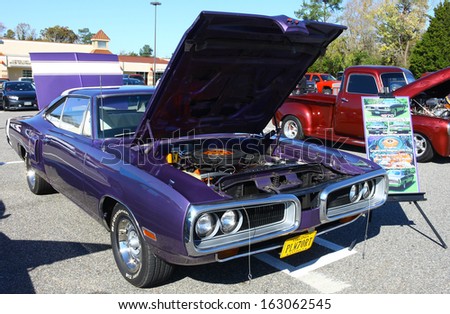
xmin=0 ymin=109 xmax=449 ymax=294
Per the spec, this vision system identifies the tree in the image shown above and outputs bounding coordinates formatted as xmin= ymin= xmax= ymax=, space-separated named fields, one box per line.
xmin=139 ymin=45 xmax=153 ymax=57
xmin=339 ymin=0 xmax=382 ymax=67
xmin=16 ymin=23 xmax=36 ymax=40
xmin=409 ymin=0 xmax=450 ymax=76
xmin=4 ymin=29 xmax=15 ymax=39
xmin=0 ymin=22 xmax=5 ymax=36
xmin=373 ymin=0 xmax=428 ymax=68
xmin=295 ymin=0 xmax=344 ymax=73
xmin=77 ymin=28 xmax=94 ymax=44
xmin=119 ymin=51 xmax=139 ymax=56
xmin=40 ymin=25 xmax=78 ymax=43
xmin=295 ymin=0 xmax=343 ymax=23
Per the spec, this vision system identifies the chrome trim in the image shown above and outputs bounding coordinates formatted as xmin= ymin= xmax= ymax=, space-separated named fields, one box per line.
xmin=319 ymin=169 xmax=388 ymax=222
xmin=185 ymin=195 xmax=301 ymax=256
xmin=5 ymin=118 xmax=11 ymax=146
xmin=216 ymin=244 xmax=283 ymax=262
xmin=217 ymin=213 xmax=363 ymax=263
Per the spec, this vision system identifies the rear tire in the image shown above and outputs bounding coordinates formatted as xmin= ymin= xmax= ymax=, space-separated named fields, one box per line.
xmin=25 ymin=156 xmax=54 ymax=195
xmin=110 ymin=203 xmax=173 ymax=288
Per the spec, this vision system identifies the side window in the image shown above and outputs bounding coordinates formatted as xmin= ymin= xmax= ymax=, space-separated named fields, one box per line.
xmin=46 ymin=98 xmax=66 ymax=126
xmin=312 ymin=75 xmax=320 ymax=82
xmin=347 ymin=74 xmax=378 ymax=94
xmin=46 ymin=96 xmax=90 ymax=135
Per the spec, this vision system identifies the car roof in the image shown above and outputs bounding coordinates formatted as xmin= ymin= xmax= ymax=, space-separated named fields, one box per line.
xmin=65 ymin=85 xmax=156 ymax=97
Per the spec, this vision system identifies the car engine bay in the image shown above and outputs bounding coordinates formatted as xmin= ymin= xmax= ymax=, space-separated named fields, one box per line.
xmin=156 ymin=137 xmax=347 ymax=203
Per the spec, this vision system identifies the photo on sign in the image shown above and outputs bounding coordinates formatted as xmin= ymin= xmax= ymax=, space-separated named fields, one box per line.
xmin=363 ymin=97 xmax=410 ymax=119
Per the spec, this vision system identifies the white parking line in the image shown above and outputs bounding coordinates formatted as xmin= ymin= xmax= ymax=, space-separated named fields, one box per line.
xmin=255 ymin=236 xmax=356 ymax=293
xmin=0 ymin=161 xmax=24 ymax=166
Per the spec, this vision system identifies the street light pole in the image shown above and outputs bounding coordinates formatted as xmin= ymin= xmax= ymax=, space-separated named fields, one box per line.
xmin=151 ymin=1 xmax=161 ymax=86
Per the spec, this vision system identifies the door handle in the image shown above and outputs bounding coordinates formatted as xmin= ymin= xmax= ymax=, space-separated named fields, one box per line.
xmin=341 ymin=98 xmax=349 ymax=103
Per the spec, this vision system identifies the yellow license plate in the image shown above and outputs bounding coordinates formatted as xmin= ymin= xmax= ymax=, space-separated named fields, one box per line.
xmin=280 ymin=231 xmax=317 ymax=258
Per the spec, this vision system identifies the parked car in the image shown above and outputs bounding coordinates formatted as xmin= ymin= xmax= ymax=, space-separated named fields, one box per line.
xmin=19 ymin=77 xmax=34 ymax=83
xmin=291 ymin=76 xmax=317 ymax=95
xmin=129 ymin=74 xmax=145 ymax=84
xmin=1 ymin=80 xmax=38 ymax=110
xmin=366 ymin=121 xmax=388 ymax=135
xmin=389 ymin=121 xmax=411 ymax=134
xmin=365 ymin=100 xmax=408 ymax=116
xmin=276 ymin=65 xmax=450 ymax=162
xmin=305 ymin=72 xmax=341 ymax=94
xmin=387 ymin=168 xmax=416 ymax=190
xmin=6 ymin=12 xmax=388 ymax=288
xmin=123 ymin=74 xmax=146 ymax=85
xmin=0 ymin=78 xmax=9 ymax=88
xmin=123 ymin=77 xmax=145 ymax=85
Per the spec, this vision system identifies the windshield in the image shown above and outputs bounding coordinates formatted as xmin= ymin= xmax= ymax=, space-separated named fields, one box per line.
xmin=381 ymin=71 xmax=415 ymax=92
xmin=4 ymin=82 xmax=35 ymax=91
xmin=97 ymin=94 xmax=153 ymax=138
xmin=320 ymin=74 xmax=337 ymax=81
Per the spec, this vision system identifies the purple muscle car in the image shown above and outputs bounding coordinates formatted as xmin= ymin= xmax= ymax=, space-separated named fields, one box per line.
xmin=5 ymin=12 xmax=388 ymax=288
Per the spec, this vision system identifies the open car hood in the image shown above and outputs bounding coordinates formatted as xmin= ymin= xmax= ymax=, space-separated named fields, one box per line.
xmin=393 ymin=67 xmax=450 ymax=98
xmin=134 ymin=11 xmax=346 ymax=141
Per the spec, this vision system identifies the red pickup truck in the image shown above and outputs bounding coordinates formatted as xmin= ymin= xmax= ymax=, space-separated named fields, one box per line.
xmin=276 ymin=65 xmax=450 ymax=162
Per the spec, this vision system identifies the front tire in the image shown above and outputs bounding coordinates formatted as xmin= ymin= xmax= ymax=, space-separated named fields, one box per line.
xmin=281 ymin=115 xmax=304 ymax=140
xmin=110 ymin=204 xmax=173 ymax=288
xmin=414 ymin=133 xmax=434 ymax=162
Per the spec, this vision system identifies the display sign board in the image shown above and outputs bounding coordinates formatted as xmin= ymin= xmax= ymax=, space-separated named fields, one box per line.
xmin=362 ymin=96 xmax=420 ymax=194
xmin=30 ymin=52 xmax=123 ymax=110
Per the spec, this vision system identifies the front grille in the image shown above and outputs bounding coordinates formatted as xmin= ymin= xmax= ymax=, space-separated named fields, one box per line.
xmin=186 ymin=195 xmax=300 ymax=255
xmin=18 ymin=96 xmax=36 ymax=101
xmin=319 ymin=171 xmax=388 ymax=222
xmin=241 ymin=203 xmax=286 ymax=229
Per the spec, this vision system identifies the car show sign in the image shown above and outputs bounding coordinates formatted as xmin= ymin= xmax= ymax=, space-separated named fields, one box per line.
xmin=362 ymin=96 xmax=420 ymax=194
xmin=30 ymin=52 xmax=123 ymax=110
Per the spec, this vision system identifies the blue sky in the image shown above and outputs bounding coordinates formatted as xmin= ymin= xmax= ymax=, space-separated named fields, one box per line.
xmin=1 ymin=0 xmax=304 ymax=58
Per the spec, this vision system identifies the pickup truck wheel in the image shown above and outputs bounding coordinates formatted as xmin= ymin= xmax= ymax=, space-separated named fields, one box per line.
xmin=25 ymin=156 xmax=54 ymax=195
xmin=281 ymin=116 xmax=304 ymax=140
xmin=111 ymin=204 xmax=173 ymax=288
xmin=414 ymin=133 xmax=434 ymax=162
xmin=323 ymin=87 xmax=332 ymax=95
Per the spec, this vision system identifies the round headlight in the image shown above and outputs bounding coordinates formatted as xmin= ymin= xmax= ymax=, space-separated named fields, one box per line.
xmin=220 ymin=210 xmax=242 ymax=234
xmin=349 ymin=184 xmax=360 ymax=203
xmin=195 ymin=213 xmax=218 ymax=239
xmin=361 ymin=181 xmax=371 ymax=199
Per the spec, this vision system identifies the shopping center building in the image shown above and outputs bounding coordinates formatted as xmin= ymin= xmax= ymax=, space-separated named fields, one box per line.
xmin=0 ymin=30 xmax=169 ymax=85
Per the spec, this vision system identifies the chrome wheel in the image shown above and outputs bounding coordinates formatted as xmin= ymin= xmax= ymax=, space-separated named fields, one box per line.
xmin=27 ymin=168 xmax=36 ymax=190
xmin=414 ymin=134 xmax=427 ymax=158
xmin=414 ymin=133 xmax=434 ymax=162
xmin=111 ymin=204 xmax=174 ymax=287
xmin=117 ymin=217 xmax=142 ymax=274
xmin=283 ymin=119 xmax=299 ymax=139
